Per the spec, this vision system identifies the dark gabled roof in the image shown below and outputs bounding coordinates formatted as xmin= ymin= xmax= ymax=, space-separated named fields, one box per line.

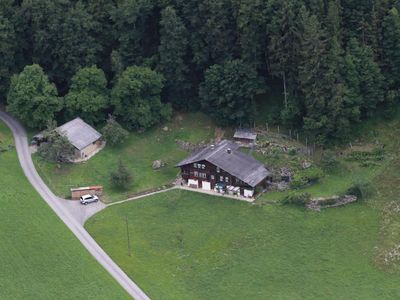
xmin=233 ymin=128 xmax=257 ymax=141
xmin=57 ymin=118 xmax=101 ymax=150
xmin=176 ymin=140 xmax=270 ymax=187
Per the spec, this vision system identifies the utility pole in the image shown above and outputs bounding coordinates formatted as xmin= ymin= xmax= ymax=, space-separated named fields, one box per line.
xmin=126 ymin=215 xmax=131 ymax=256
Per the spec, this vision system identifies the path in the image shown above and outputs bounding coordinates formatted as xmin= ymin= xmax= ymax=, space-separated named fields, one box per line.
xmin=107 ymin=185 xmax=254 ymax=209
xmin=0 ymin=111 xmax=150 ymax=300
xmin=108 ymin=186 xmax=178 ymax=207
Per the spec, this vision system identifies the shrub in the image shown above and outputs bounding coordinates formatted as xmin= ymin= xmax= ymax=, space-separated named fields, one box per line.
xmin=102 ymin=115 xmax=129 ymax=147
xmin=288 ymin=148 xmax=297 ymax=156
xmin=291 ymin=167 xmax=324 ymax=188
xmin=346 ymin=148 xmax=385 ymax=163
xmin=320 ymin=150 xmax=338 ymax=171
xmin=110 ymin=160 xmax=133 ymax=189
xmin=346 ymin=180 xmax=374 ymax=200
xmin=37 ymin=121 xmax=75 ymax=163
xmin=282 ymin=192 xmax=311 ymax=206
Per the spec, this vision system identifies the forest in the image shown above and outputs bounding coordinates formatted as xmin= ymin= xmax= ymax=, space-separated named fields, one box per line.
xmin=1 ymin=0 xmax=400 ymax=144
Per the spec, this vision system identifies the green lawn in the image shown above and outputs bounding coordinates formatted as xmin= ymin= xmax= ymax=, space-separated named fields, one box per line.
xmin=33 ymin=113 xmax=215 ymax=202
xmin=86 ymin=189 xmax=400 ymax=299
xmin=0 ymin=121 xmax=129 ymax=299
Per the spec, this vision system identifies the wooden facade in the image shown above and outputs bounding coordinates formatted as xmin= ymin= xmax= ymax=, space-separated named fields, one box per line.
xmin=180 ymin=160 xmax=260 ymax=195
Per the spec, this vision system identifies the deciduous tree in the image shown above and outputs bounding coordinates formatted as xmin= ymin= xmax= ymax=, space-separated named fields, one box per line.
xmin=7 ymin=64 xmax=61 ymax=129
xmin=111 ymin=66 xmax=171 ymax=129
xmin=65 ymin=66 xmax=109 ymax=124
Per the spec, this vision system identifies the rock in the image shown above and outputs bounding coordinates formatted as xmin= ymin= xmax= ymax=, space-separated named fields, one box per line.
xmin=162 ymin=126 xmax=169 ymax=132
xmin=302 ymin=160 xmax=312 ymax=169
xmin=152 ymin=160 xmax=164 ymax=170
xmin=306 ymin=195 xmax=357 ymax=211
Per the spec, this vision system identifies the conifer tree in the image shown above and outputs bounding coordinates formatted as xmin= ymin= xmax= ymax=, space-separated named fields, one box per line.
xmin=382 ymin=7 xmax=400 ymax=87
xmin=158 ymin=6 xmax=192 ymax=110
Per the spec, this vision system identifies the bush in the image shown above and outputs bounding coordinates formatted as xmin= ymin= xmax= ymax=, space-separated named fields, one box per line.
xmin=37 ymin=121 xmax=75 ymax=163
xmin=102 ymin=115 xmax=129 ymax=147
xmin=320 ymin=150 xmax=338 ymax=171
xmin=346 ymin=180 xmax=374 ymax=200
xmin=282 ymin=192 xmax=311 ymax=206
xmin=110 ymin=160 xmax=133 ymax=189
xmin=288 ymin=148 xmax=297 ymax=156
xmin=291 ymin=167 xmax=324 ymax=188
xmin=346 ymin=148 xmax=385 ymax=163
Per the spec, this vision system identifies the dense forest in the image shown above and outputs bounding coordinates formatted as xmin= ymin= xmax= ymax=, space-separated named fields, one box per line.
xmin=1 ymin=0 xmax=400 ymax=144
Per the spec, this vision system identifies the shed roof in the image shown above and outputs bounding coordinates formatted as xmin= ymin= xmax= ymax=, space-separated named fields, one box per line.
xmin=233 ymin=129 xmax=257 ymax=141
xmin=177 ymin=140 xmax=269 ymax=187
xmin=57 ymin=118 xmax=101 ymax=150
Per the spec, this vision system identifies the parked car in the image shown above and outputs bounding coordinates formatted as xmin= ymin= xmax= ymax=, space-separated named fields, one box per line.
xmin=80 ymin=194 xmax=99 ymax=205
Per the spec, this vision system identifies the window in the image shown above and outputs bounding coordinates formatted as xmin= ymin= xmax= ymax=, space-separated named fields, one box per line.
xmin=216 ymin=167 xmax=220 ymax=173
xmin=235 ymin=178 xmax=240 ymax=184
xmin=220 ymin=176 xmax=224 ymax=182
xmin=210 ymin=175 xmax=215 ymax=180
xmin=194 ymin=171 xmax=198 ymax=177
xmin=200 ymin=173 xmax=207 ymax=179
xmin=193 ymin=163 xmax=197 ymax=168
xmin=202 ymin=164 xmax=206 ymax=169
xmin=225 ymin=177 xmax=229 ymax=183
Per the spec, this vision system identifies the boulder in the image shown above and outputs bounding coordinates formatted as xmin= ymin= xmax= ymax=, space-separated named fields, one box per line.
xmin=302 ymin=160 xmax=312 ymax=169
xmin=162 ymin=126 xmax=169 ymax=132
xmin=152 ymin=160 xmax=164 ymax=170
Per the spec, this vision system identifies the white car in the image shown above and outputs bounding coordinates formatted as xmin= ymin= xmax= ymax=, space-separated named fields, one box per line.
xmin=80 ymin=194 xmax=99 ymax=205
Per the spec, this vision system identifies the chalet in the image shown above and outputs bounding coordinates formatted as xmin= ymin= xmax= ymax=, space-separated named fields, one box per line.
xmin=177 ymin=140 xmax=270 ymax=197
xmin=233 ymin=128 xmax=257 ymax=146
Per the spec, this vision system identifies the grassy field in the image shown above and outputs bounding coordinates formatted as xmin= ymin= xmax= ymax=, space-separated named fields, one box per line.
xmin=86 ymin=189 xmax=400 ymax=299
xmin=0 ymin=121 xmax=129 ymax=299
xmin=33 ymin=113 xmax=215 ymax=202
xmin=85 ymin=108 xmax=400 ymax=299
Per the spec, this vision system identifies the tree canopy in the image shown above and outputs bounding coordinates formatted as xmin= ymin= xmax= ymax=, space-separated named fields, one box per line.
xmin=1 ymin=0 xmax=400 ymax=143
xmin=200 ymin=59 xmax=261 ymax=126
xmin=7 ymin=64 xmax=61 ymax=129
xmin=111 ymin=66 xmax=171 ymax=129
xmin=64 ymin=66 xmax=109 ymax=125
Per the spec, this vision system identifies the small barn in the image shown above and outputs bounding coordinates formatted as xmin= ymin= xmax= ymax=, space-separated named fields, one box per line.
xmin=233 ymin=129 xmax=257 ymax=146
xmin=57 ymin=118 xmax=103 ymax=160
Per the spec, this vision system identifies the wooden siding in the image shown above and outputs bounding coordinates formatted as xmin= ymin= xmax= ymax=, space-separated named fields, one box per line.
xmin=180 ymin=160 xmax=259 ymax=194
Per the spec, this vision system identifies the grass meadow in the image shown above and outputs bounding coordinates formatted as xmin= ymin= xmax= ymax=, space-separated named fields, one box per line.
xmin=86 ymin=189 xmax=400 ymax=299
xmin=0 ymin=121 xmax=129 ymax=299
xmin=33 ymin=112 xmax=214 ymax=202
xmin=85 ymin=107 xmax=400 ymax=299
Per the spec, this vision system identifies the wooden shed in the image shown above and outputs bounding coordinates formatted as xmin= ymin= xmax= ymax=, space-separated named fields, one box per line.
xmin=233 ymin=129 xmax=257 ymax=146
xmin=70 ymin=186 xmax=103 ymax=200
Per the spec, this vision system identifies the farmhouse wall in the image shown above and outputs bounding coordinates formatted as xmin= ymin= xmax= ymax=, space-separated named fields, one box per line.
xmin=180 ymin=160 xmax=253 ymax=194
xmin=80 ymin=141 xmax=102 ymax=158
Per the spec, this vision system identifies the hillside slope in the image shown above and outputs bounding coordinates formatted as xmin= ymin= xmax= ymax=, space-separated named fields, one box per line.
xmin=0 ymin=121 xmax=129 ymax=299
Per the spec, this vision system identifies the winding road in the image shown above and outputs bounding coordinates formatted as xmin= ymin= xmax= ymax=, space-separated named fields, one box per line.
xmin=0 ymin=111 xmax=150 ymax=300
